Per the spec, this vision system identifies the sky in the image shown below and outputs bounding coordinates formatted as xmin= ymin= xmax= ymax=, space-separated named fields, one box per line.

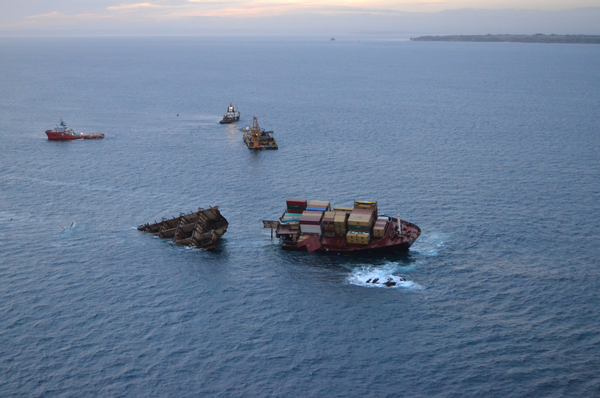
xmin=1 ymin=0 xmax=599 ymax=36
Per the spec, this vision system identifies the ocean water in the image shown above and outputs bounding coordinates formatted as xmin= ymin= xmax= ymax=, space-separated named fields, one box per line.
xmin=1 ymin=36 xmax=599 ymax=397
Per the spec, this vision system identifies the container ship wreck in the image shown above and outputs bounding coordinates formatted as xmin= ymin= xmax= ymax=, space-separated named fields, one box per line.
xmin=45 ymin=117 xmax=104 ymax=140
xmin=137 ymin=206 xmax=228 ymax=250
xmin=264 ymin=199 xmax=420 ymax=254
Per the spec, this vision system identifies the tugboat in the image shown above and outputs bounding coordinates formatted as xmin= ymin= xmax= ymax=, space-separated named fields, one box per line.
xmin=263 ymin=200 xmax=420 ymax=254
xmin=219 ymin=103 xmax=240 ymax=124
xmin=45 ymin=116 xmax=104 ymax=141
xmin=240 ymin=116 xmax=278 ymax=150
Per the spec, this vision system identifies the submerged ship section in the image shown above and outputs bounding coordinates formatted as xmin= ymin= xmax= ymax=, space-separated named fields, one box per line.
xmin=138 ymin=206 xmax=228 ymax=250
xmin=265 ymin=199 xmax=420 ymax=254
xmin=241 ymin=116 xmax=278 ymax=150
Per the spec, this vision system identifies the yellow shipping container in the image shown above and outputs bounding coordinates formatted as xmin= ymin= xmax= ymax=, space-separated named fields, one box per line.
xmin=334 ymin=211 xmax=347 ymax=221
xmin=323 ymin=211 xmax=336 ymax=220
xmin=333 ymin=206 xmax=354 ymax=212
xmin=373 ymin=226 xmax=386 ymax=238
xmin=354 ymin=201 xmax=378 ymax=211
xmin=346 ymin=231 xmax=370 ymax=245
xmin=348 ymin=213 xmax=372 ymax=227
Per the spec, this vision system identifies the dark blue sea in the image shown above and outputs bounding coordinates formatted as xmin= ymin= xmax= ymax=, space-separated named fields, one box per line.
xmin=1 ymin=36 xmax=599 ymax=397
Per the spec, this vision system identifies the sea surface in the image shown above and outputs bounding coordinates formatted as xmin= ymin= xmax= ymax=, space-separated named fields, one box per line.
xmin=1 ymin=36 xmax=599 ymax=397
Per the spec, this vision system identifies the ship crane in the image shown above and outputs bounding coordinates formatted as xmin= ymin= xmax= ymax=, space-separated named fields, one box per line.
xmin=250 ymin=115 xmax=262 ymax=149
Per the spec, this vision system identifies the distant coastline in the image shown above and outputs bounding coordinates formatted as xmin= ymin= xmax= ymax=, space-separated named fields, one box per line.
xmin=410 ymin=34 xmax=600 ymax=44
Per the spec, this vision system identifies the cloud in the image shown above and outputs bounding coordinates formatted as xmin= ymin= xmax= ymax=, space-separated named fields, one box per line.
xmin=26 ymin=11 xmax=61 ymax=19
xmin=107 ymin=3 xmax=162 ymax=11
xmin=175 ymin=1 xmax=402 ymax=18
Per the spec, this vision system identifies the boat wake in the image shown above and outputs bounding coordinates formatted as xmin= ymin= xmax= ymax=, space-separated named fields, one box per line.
xmin=347 ymin=263 xmax=422 ymax=289
xmin=410 ymin=230 xmax=446 ymax=256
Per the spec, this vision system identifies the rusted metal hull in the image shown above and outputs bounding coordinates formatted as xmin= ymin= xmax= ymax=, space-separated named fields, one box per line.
xmin=137 ymin=206 xmax=228 ymax=250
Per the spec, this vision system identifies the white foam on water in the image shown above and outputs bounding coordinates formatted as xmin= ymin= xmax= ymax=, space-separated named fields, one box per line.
xmin=410 ymin=230 xmax=446 ymax=256
xmin=347 ymin=263 xmax=423 ymax=289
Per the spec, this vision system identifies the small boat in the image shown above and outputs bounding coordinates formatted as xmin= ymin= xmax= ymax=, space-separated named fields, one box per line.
xmin=45 ymin=116 xmax=104 ymax=141
xmin=219 ymin=103 xmax=240 ymax=124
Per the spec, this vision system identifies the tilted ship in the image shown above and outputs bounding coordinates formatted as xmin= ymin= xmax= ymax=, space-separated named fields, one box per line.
xmin=240 ymin=115 xmax=278 ymax=150
xmin=45 ymin=116 xmax=104 ymax=140
xmin=263 ymin=199 xmax=420 ymax=254
xmin=219 ymin=103 xmax=240 ymax=124
xmin=137 ymin=206 xmax=228 ymax=250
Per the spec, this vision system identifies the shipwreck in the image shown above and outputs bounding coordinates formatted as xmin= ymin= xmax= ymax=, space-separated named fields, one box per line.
xmin=137 ymin=206 xmax=228 ymax=250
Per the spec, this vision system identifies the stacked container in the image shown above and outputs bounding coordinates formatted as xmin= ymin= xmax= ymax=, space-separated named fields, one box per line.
xmin=287 ymin=199 xmax=307 ymax=213
xmin=300 ymin=210 xmax=323 ymax=234
xmin=373 ymin=216 xmax=389 ymax=238
xmin=333 ymin=211 xmax=348 ymax=236
xmin=322 ymin=211 xmax=336 ymax=237
xmin=284 ymin=199 xmax=306 ymax=231
xmin=281 ymin=212 xmax=302 ymax=230
xmin=346 ymin=231 xmax=370 ymax=245
xmin=346 ymin=208 xmax=375 ymax=245
xmin=354 ymin=201 xmax=378 ymax=218
xmin=347 ymin=209 xmax=375 ymax=231
xmin=307 ymin=200 xmax=331 ymax=212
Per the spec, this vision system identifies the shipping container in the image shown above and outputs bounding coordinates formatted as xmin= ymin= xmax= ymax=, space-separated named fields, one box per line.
xmin=348 ymin=211 xmax=374 ymax=227
xmin=300 ymin=224 xmax=322 ymax=234
xmin=333 ymin=211 xmax=348 ymax=236
xmin=323 ymin=211 xmax=336 ymax=221
xmin=281 ymin=218 xmax=301 ymax=225
xmin=308 ymin=200 xmax=331 ymax=211
xmin=286 ymin=199 xmax=307 ymax=207
xmin=348 ymin=224 xmax=370 ymax=232
xmin=346 ymin=231 xmax=370 ymax=245
xmin=354 ymin=201 xmax=377 ymax=210
xmin=300 ymin=210 xmax=323 ymax=225
xmin=373 ymin=226 xmax=386 ymax=238
xmin=284 ymin=212 xmax=303 ymax=217
xmin=333 ymin=206 xmax=354 ymax=212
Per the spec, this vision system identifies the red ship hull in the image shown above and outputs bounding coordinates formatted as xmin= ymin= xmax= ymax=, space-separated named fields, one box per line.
xmin=45 ymin=131 xmax=104 ymax=141
xmin=45 ymin=131 xmax=78 ymax=140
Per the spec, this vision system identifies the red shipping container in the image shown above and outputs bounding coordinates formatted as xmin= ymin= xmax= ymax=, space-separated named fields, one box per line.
xmin=300 ymin=210 xmax=323 ymax=225
xmin=286 ymin=199 xmax=307 ymax=207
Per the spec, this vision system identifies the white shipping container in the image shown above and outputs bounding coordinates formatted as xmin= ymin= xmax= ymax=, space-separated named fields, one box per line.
xmin=300 ymin=224 xmax=322 ymax=234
